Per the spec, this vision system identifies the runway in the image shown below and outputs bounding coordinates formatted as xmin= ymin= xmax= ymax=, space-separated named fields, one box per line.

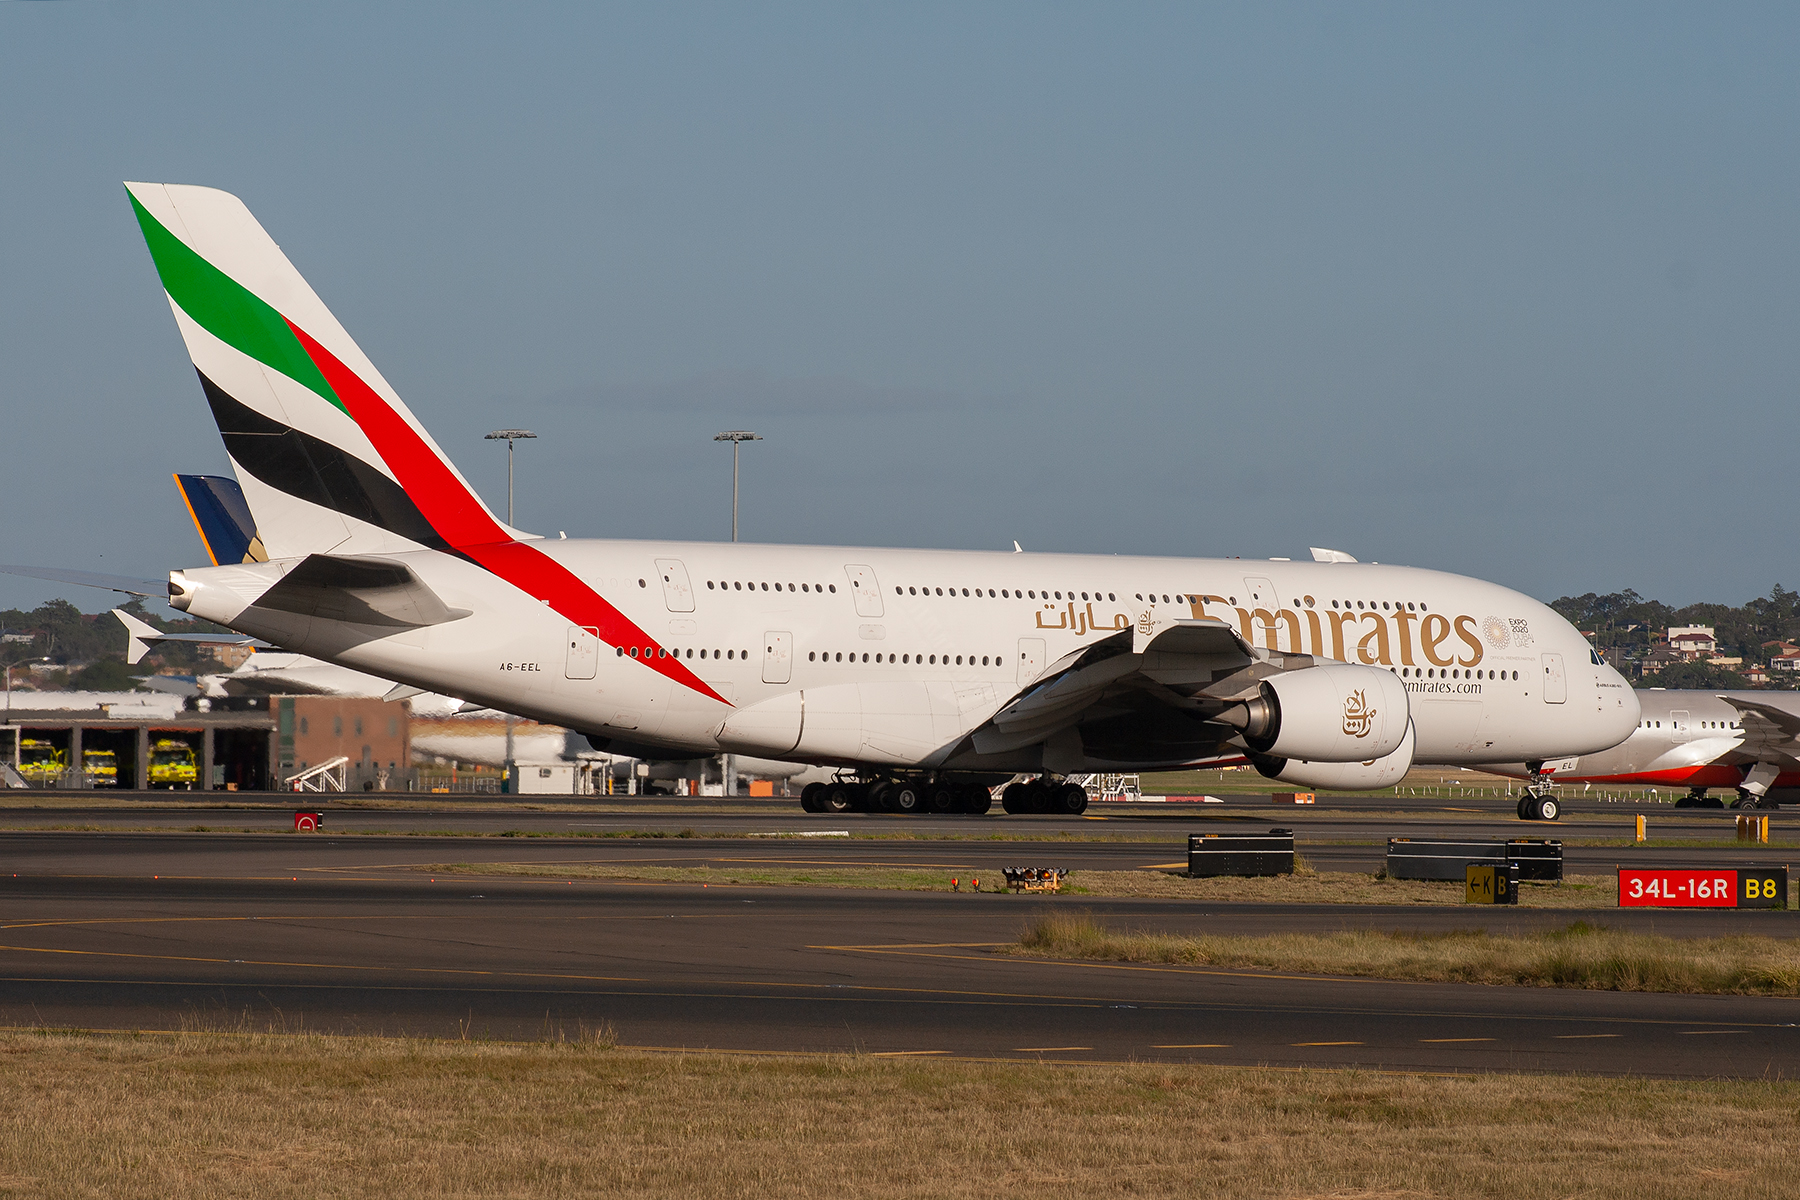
xmin=2 ymin=792 xmax=1791 ymax=875
xmin=2 ymin=831 xmax=1796 ymax=1078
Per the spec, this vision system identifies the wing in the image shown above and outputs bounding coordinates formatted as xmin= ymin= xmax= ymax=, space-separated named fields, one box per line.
xmin=1717 ymin=695 xmax=1800 ymax=763
xmin=0 ymin=564 xmax=166 ymax=598
xmin=966 ymin=616 xmax=1299 ymax=768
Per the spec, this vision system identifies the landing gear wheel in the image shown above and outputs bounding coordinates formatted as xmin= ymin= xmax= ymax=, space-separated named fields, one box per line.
xmin=800 ymin=782 xmax=825 ymax=813
xmin=822 ymin=784 xmax=855 ymax=814
xmin=927 ymin=786 xmax=957 ymax=814
xmin=1026 ymin=782 xmax=1052 ymax=814
xmin=1001 ymin=783 xmax=1029 ymax=815
xmin=962 ymin=785 xmax=993 ymax=815
xmin=891 ymin=782 xmax=923 ymax=814
xmin=1516 ymin=795 xmax=1531 ymax=820
xmin=867 ymin=781 xmax=897 ymax=812
xmin=1056 ymin=783 xmax=1089 ymax=815
xmin=1701 ymin=795 xmax=1725 ymax=809
xmin=1537 ymin=795 xmax=1559 ymax=821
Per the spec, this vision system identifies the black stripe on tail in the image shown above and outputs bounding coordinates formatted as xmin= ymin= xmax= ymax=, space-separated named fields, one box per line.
xmin=196 ymin=369 xmax=455 ymax=554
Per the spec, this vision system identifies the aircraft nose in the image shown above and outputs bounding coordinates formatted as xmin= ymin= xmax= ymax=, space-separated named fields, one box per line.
xmin=1599 ymin=663 xmax=1640 ymax=736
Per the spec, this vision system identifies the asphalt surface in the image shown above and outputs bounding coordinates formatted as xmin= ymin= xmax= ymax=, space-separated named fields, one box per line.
xmin=3 ymin=823 xmax=1798 ymax=1078
xmin=3 ymin=791 xmax=1791 ymax=874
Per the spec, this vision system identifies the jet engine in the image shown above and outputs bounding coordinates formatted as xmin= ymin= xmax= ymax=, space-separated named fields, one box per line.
xmin=1218 ymin=662 xmax=1409 ymax=763
xmin=1252 ymin=718 xmax=1416 ymax=790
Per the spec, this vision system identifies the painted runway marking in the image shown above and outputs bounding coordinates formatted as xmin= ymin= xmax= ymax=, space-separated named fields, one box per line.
xmin=1420 ymin=1038 xmax=1495 ymax=1043
xmin=1153 ymin=1043 xmax=1230 ymax=1049
xmin=1292 ymin=1041 xmax=1363 ymax=1047
xmin=1678 ymin=1030 xmax=1748 ymax=1035
xmin=1015 ymin=1046 xmax=1092 ymax=1052
xmin=870 ymin=1049 xmax=949 ymax=1057
xmin=1554 ymin=1034 xmax=1621 ymax=1039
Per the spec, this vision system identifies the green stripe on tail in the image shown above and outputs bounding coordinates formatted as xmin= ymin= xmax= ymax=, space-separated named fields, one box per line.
xmin=128 ymin=191 xmax=346 ymax=416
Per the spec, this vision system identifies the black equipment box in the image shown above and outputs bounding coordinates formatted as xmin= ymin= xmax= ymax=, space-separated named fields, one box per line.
xmin=1188 ymin=830 xmax=1295 ymax=878
xmin=1386 ymin=838 xmax=1563 ymax=882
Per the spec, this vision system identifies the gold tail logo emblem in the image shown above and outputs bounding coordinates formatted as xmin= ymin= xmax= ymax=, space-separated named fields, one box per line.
xmin=1343 ymin=689 xmax=1377 ymax=738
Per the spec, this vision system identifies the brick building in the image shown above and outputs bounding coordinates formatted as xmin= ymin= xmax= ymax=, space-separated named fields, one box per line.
xmin=276 ymin=696 xmax=410 ymax=788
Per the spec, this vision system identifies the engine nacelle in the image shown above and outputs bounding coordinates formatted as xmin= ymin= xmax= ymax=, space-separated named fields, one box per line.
xmin=1223 ymin=662 xmax=1409 ymax=763
xmin=1253 ymin=718 xmax=1415 ymax=790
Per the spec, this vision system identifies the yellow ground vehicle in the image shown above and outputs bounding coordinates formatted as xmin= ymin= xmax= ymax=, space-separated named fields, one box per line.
xmin=148 ymin=739 xmax=198 ymax=790
xmin=18 ymin=738 xmax=65 ymax=785
xmin=83 ymin=749 xmax=118 ymax=787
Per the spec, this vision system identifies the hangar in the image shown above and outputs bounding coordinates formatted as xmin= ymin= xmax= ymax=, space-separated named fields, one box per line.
xmin=1 ymin=694 xmax=410 ymax=792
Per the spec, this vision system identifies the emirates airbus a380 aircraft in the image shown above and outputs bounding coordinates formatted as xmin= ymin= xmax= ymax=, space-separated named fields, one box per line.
xmin=126 ymin=183 xmax=1639 ymax=816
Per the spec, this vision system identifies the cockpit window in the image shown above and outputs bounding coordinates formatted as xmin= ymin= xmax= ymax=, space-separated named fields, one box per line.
xmin=1590 ymin=649 xmax=1603 ymax=665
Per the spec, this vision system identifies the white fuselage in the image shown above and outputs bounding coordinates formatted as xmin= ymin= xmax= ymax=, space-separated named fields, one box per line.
xmin=1480 ymin=689 xmax=1800 ymax=794
xmin=174 ymin=540 xmax=1640 ymax=774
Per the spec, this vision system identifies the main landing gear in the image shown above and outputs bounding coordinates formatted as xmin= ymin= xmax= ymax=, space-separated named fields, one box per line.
xmin=999 ymin=778 xmax=1089 ymax=816
xmin=1729 ymin=762 xmax=1780 ymax=810
xmin=799 ymin=777 xmax=996 ymax=816
xmin=1676 ymin=788 xmax=1726 ymax=809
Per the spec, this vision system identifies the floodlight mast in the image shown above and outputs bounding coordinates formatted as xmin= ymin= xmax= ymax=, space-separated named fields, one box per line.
xmin=483 ymin=429 xmax=537 ymax=526
xmin=712 ymin=431 xmax=762 ymax=542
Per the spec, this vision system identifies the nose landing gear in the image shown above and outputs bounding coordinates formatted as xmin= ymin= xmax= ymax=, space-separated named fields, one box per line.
xmin=1516 ymin=761 xmax=1562 ymax=821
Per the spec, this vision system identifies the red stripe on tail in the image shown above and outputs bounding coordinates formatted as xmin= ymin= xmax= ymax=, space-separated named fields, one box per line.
xmin=286 ymin=320 xmax=727 ymax=706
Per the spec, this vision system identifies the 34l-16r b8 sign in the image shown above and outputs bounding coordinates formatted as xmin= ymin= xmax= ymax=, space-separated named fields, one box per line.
xmin=1618 ymin=868 xmax=1787 ymax=909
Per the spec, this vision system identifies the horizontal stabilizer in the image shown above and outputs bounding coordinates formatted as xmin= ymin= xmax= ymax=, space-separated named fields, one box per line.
xmin=252 ymin=554 xmax=471 ymax=629
xmin=113 ymin=608 xmax=262 ymax=665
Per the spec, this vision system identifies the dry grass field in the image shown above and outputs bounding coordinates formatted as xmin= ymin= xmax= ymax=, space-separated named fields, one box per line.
xmin=0 ymin=1029 xmax=1795 ymax=1199
xmin=1013 ymin=911 xmax=1800 ymax=995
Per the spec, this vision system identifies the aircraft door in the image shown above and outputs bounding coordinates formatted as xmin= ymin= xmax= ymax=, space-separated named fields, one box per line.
xmin=844 ymin=565 xmax=884 ymax=617
xmin=654 ymin=559 xmax=695 ymax=612
xmin=565 ymin=626 xmax=600 ymax=680
xmin=1541 ymin=652 xmax=1566 ymax=704
xmin=762 ymin=631 xmax=792 ymax=685
xmin=1669 ymin=710 xmax=1690 ymax=743
xmin=1242 ymin=575 xmax=1282 ymax=650
xmin=1017 ymin=638 xmax=1045 ymax=686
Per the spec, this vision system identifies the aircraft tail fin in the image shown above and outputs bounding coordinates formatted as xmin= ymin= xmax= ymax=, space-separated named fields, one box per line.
xmin=174 ymin=473 xmax=266 ymax=565
xmin=126 ymin=183 xmax=517 ymax=559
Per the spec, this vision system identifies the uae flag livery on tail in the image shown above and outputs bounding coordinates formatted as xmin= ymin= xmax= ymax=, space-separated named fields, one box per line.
xmin=126 ymin=183 xmax=723 ymax=703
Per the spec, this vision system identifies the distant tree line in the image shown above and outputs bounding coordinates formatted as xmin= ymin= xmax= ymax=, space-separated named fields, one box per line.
xmin=0 ymin=598 xmax=232 ymax=690
xmin=1550 ymin=585 xmax=1800 ymax=690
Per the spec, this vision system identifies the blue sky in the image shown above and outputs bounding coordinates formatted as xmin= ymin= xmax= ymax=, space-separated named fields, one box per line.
xmin=2 ymin=2 xmax=1796 ymax=614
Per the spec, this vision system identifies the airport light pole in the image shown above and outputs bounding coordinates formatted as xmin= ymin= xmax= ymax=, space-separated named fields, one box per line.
xmin=712 ymin=431 xmax=760 ymax=797
xmin=484 ymin=429 xmax=537 ymax=526
xmin=712 ymin=431 xmax=762 ymax=543
xmin=483 ymin=430 xmax=534 ymax=787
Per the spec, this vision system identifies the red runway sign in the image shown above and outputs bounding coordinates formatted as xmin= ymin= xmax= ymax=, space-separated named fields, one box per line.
xmin=1618 ymin=868 xmax=1788 ymax=909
